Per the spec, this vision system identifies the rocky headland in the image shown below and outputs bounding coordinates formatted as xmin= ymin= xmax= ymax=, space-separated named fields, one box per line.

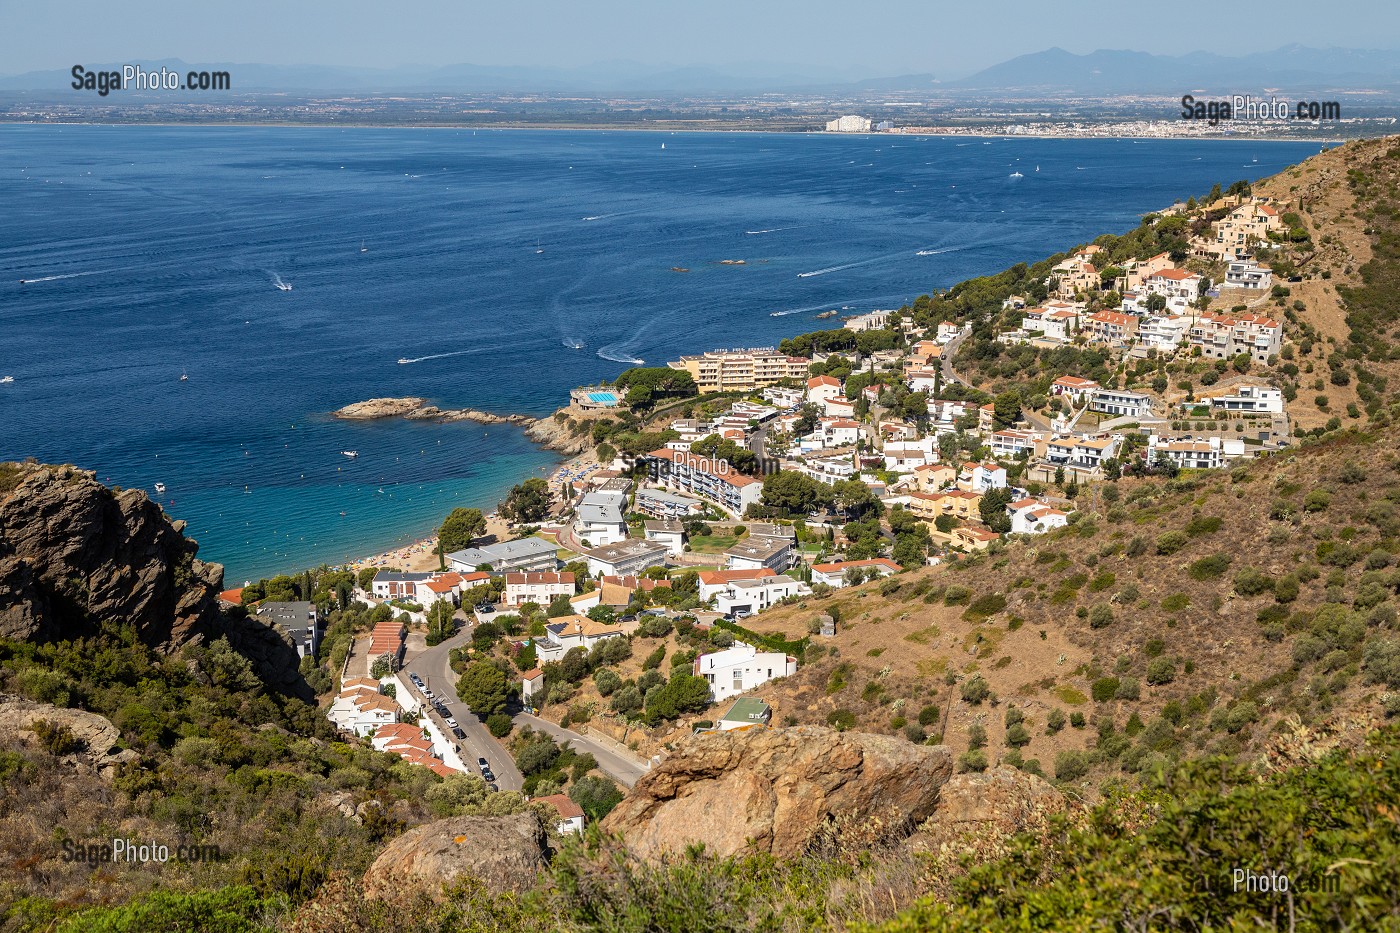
xmin=332 ymin=397 xmax=597 ymax=456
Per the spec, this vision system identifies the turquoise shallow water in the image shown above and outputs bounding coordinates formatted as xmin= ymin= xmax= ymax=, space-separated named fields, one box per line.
xmin=0 ymin=126 xmax=1317 ymax=582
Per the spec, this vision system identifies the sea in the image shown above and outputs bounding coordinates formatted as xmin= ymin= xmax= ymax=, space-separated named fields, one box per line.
xmin=0 ymin=126 xmax=1319 ymax=583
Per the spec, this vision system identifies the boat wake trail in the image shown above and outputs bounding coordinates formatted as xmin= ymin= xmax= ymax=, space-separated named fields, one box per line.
xmin=745 ymin=224 xmax=810 ymax=235
xmin=18 ymin=270 xmax=105 ymax=284
xmin=916 ymin=246 xmax=962 ymax=257
xmin=769 ymin=301 xmax=845 ymax=317
xmin=396 ymin=349 xmax=478 ymax=365
xmin=583 ymin=208 xmax=647 ymax=222
xmin=797 ymin=251 xmax=908 ymax=278
xmin=562 ymin=337 xmax=586 ymax=350
xmin=597 ymin=347 xmax=644 ymax=365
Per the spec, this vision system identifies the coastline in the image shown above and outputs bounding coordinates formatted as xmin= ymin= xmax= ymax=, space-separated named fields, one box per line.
xmin=336 ymin=448 xmax=605 ymax=577
xmin=0 ymin=121 xmax=1347 ymax=143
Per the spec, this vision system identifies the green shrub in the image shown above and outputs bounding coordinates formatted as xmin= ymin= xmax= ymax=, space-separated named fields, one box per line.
xmin=826 ymin=709 xmax=856 ymax=731
xmin=1234 ymin=569 xmax=1273 ymax=597
xmin=960 ymin=675 xmax=990 ymax=704
xmin=1092 ymin=677 xmax=1120 ymax=702
xmin=1188 ymin=554 xmax=1232 ymax=580
xmin=486 ymin=713 xmax=513 ymax=737
xmin=1054 ymin=749 xmax=1091 ymax=782
xmin=1185 ymin=515 xmax=1223 ymax=537
xmin=958 ymin=749 xmax=988 ymax=773
xmin=918 ymin=704 xmax=941 ymax=727
xmin=1046 ymin=708 xmax=1067 ymax=733
xmin=1087 ymin=572 xmax=1117 ymax=593
xmin=1146 ymin=659 xmax=1177 ymax=685
xmin=1115 ymin=677 xmax=1141 ymax=701
xmin=1160 ymin=593 xmax=1190 ymax=612
xmin=1155 ymin=531 xmax=1189 ymax=555
xmin=1304 ymin=489 xmax=1332 ymax=512
xmin=1089 ymin=605 xmax=1115 ymax=629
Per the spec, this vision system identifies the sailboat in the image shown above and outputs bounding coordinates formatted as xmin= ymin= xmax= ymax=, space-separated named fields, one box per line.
xmin=360 ymin=239 xmax=368 ymax=253
xmin=535 ymin=238 xmax=543 ymax=254
xmin=179 ymin=370 xmax=188 ymax=382
xmin=661 ymin=142 xmax=666 ymax=150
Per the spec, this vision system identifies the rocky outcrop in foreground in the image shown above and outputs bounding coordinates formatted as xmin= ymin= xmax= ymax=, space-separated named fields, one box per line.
xmin=601 ymin=726 xmax=953 ymax=860
xmin=333 ymin=397 xmax=534 ymax=427
xmin=0 ymin=464 xmax=223 ymax=650
xmin=363 ymin=813 xmax=548 ymax=899
xmin=913 ymin=768 xmax=1065 ymax=853
xmin=0 ymin=693 xmax=138 ymax=780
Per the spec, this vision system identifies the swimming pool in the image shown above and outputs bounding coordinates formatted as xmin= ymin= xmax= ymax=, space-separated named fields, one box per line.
xmin=588 ymin=392 xmax=619 ymax=405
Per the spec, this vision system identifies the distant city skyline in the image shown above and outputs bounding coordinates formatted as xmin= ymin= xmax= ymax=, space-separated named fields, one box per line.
xmin=3 ymin=0 xmax=1399 ymax=80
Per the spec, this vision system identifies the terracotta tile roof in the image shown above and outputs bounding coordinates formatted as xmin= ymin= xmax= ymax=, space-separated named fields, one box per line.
xmin=697 ymin=568 xmax=777 ymax=586
xmin=811 ymin=558 xmax=900 ymax=573
xmin=536 ymin=793 xmax=585 ymax=820
xmin=520 ymin=668 xmax=545 ymax=681
xmin=807 ymin=375 xmax=841 ymax=388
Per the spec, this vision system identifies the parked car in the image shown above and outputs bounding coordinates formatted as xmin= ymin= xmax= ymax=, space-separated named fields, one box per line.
xmin=475 ymin=603 xmax=494 ymax=614
xmin=451 ymin=726 xmax=466 ymax=739
xmin=445 ymin=717 xmax=458 ymax=729
xmin=481 ymin=768 xmax=495 ymax=783
xmin=486 ymin=783 xmax=499 ymax=793
xmin=477 ymin=757 xmax=490 ymax=770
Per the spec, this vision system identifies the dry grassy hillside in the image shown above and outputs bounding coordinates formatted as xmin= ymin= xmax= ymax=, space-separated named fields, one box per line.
xmin=744 ymin=428 xmax=1400 ymax=787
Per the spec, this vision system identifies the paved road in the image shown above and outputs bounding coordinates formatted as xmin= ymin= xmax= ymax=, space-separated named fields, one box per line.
xmin=513 ymin=712 xmax=649 ymax=788
xmin=404 ymin=629 xmax=525 ymax=792
xmin=406 ymin=625 xmax=650 ymax=791
xmin=940 ymin=325 xmax=971 ymax=388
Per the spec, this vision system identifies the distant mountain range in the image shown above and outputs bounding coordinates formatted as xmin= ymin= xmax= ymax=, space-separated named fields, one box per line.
xmin=4 ymin=45 xmax=1400 ymax=96
xmin=953 ymin=45 xmax=1400 ymax=94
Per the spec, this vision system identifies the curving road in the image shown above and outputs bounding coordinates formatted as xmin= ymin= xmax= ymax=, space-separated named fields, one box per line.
xmin=513 ymin=711 xmax=647 ymax=788
xmin=404 ymin=628 xmax=525 ymax=791
xmin=406 ymin=625 xmax=649 ymax=791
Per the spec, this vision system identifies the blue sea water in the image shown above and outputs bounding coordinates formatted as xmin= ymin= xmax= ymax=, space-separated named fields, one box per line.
xmin=0 ymin=126 xmax=1317 ymax=582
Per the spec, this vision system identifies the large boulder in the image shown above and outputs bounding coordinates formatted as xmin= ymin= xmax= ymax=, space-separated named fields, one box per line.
xmin=910 ymin=767 xmax=1066 ymax=859
xmin=601 ymin=726 xmax=953 ymax=860
xmin=0 ymin=693 xmax=138 ymax=779
xmin=0 ymin=463 xmax=224 ymax=649
xmin=363 ymin=813 xmax=549 ymax=899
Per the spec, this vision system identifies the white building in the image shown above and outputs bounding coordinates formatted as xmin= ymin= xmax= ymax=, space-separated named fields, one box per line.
xmin=1146 ymin=436 xmax=1225 ymax=471
xmin=1225 ymin=260 xmax=1273 ymax=290
xmin=574 ymin=490 xmax=629 ymax=547
xmin=635 ymin=487 xmax=704 ymax=520
xmin=959 ymin=462 xmax=1008 ymax=492
xmin=806 ymin=374 xmax=842 ymax=406
xmin=825 ymin=115 xmax=872 ymax=133
xmin=536 ymin=794 xmax=586 ymax=835
xmin=643 ymin=519 xmax=687 ymax=556
xmin=584 ymin=539 xmax=670 ymax=578
xmin=1008 ymin=498 xmax=1070 ymax=535
xmin=698 ymin=567 xmax=778 ymax=602
xmin=724 ymin=536 xmax=794 ymax=573
xmin=1206 ymin=383 xmax=1284 ymax=414
xmin=712 ymin=575 xmax=808 ymax=617
xmin=447 ymin=536 xmax=559 ymax=574
xmin=809 ymin=558 xmax=901 ymax=588
xmin=256 ymin=601 xmax=320 ymax=659
xmin=537 ymin=614 xmax=626 ymax=662
xmin=1136 ymin=315 xmax=1189 ymax=354
xmin=327 ymin=678 xmax=399 ymax=737
xmin=503 ymin=571 xmax=576 ymax=608
xmin=1090 ymin=388 xmax=1154 ymax=419
xmin=693 ymin=643 xmax=799 ymax=702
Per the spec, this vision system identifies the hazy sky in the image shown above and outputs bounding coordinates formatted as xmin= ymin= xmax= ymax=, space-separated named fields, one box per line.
xmin=3 ymin=0 xmax=1398 ymax=77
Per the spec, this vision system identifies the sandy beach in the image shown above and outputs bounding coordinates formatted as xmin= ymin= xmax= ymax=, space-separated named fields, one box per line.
xmin=341 ymin=451 xmax=607 ymax=575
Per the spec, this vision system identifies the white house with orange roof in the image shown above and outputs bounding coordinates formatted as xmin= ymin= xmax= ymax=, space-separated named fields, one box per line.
xmin=1117 ymin=252 xmax=1175 ymax=291
xmin=806 ymin=374 xmax=842 ymax=406
xmin=504 ymin=571 xmax=576 ymax=607
xmin=538 ymin=614 xmax=625 ymax=662
xmin=1084 ymin=311 xmax=1139 ymax=345
xmin=823 ymin=397 xmax=855 ymax=420
xmin=414 ymin=574 xmax=464 ymax=607
xmin=1051 ymin=376 xmax=1100 ymax=405
xmin=328 ymin=681 xmax=400 ymax=737
xmin=809 ymin=557 xmax=901 ymax=588
xmin=1008 ymin=498 xmax=1070 ymax=535
xmin=698 ymin=567 xmax=778 ymax=602
xmin=1144 ymin=268 xmax=1203 ymax=309
xmin=1188 ymin=313 xmax=1283 ymax=363
xmin=958 ymin=462 xmax=1008 ymax=492
xmin=536 ymin=794 xmax=587 ymax=835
